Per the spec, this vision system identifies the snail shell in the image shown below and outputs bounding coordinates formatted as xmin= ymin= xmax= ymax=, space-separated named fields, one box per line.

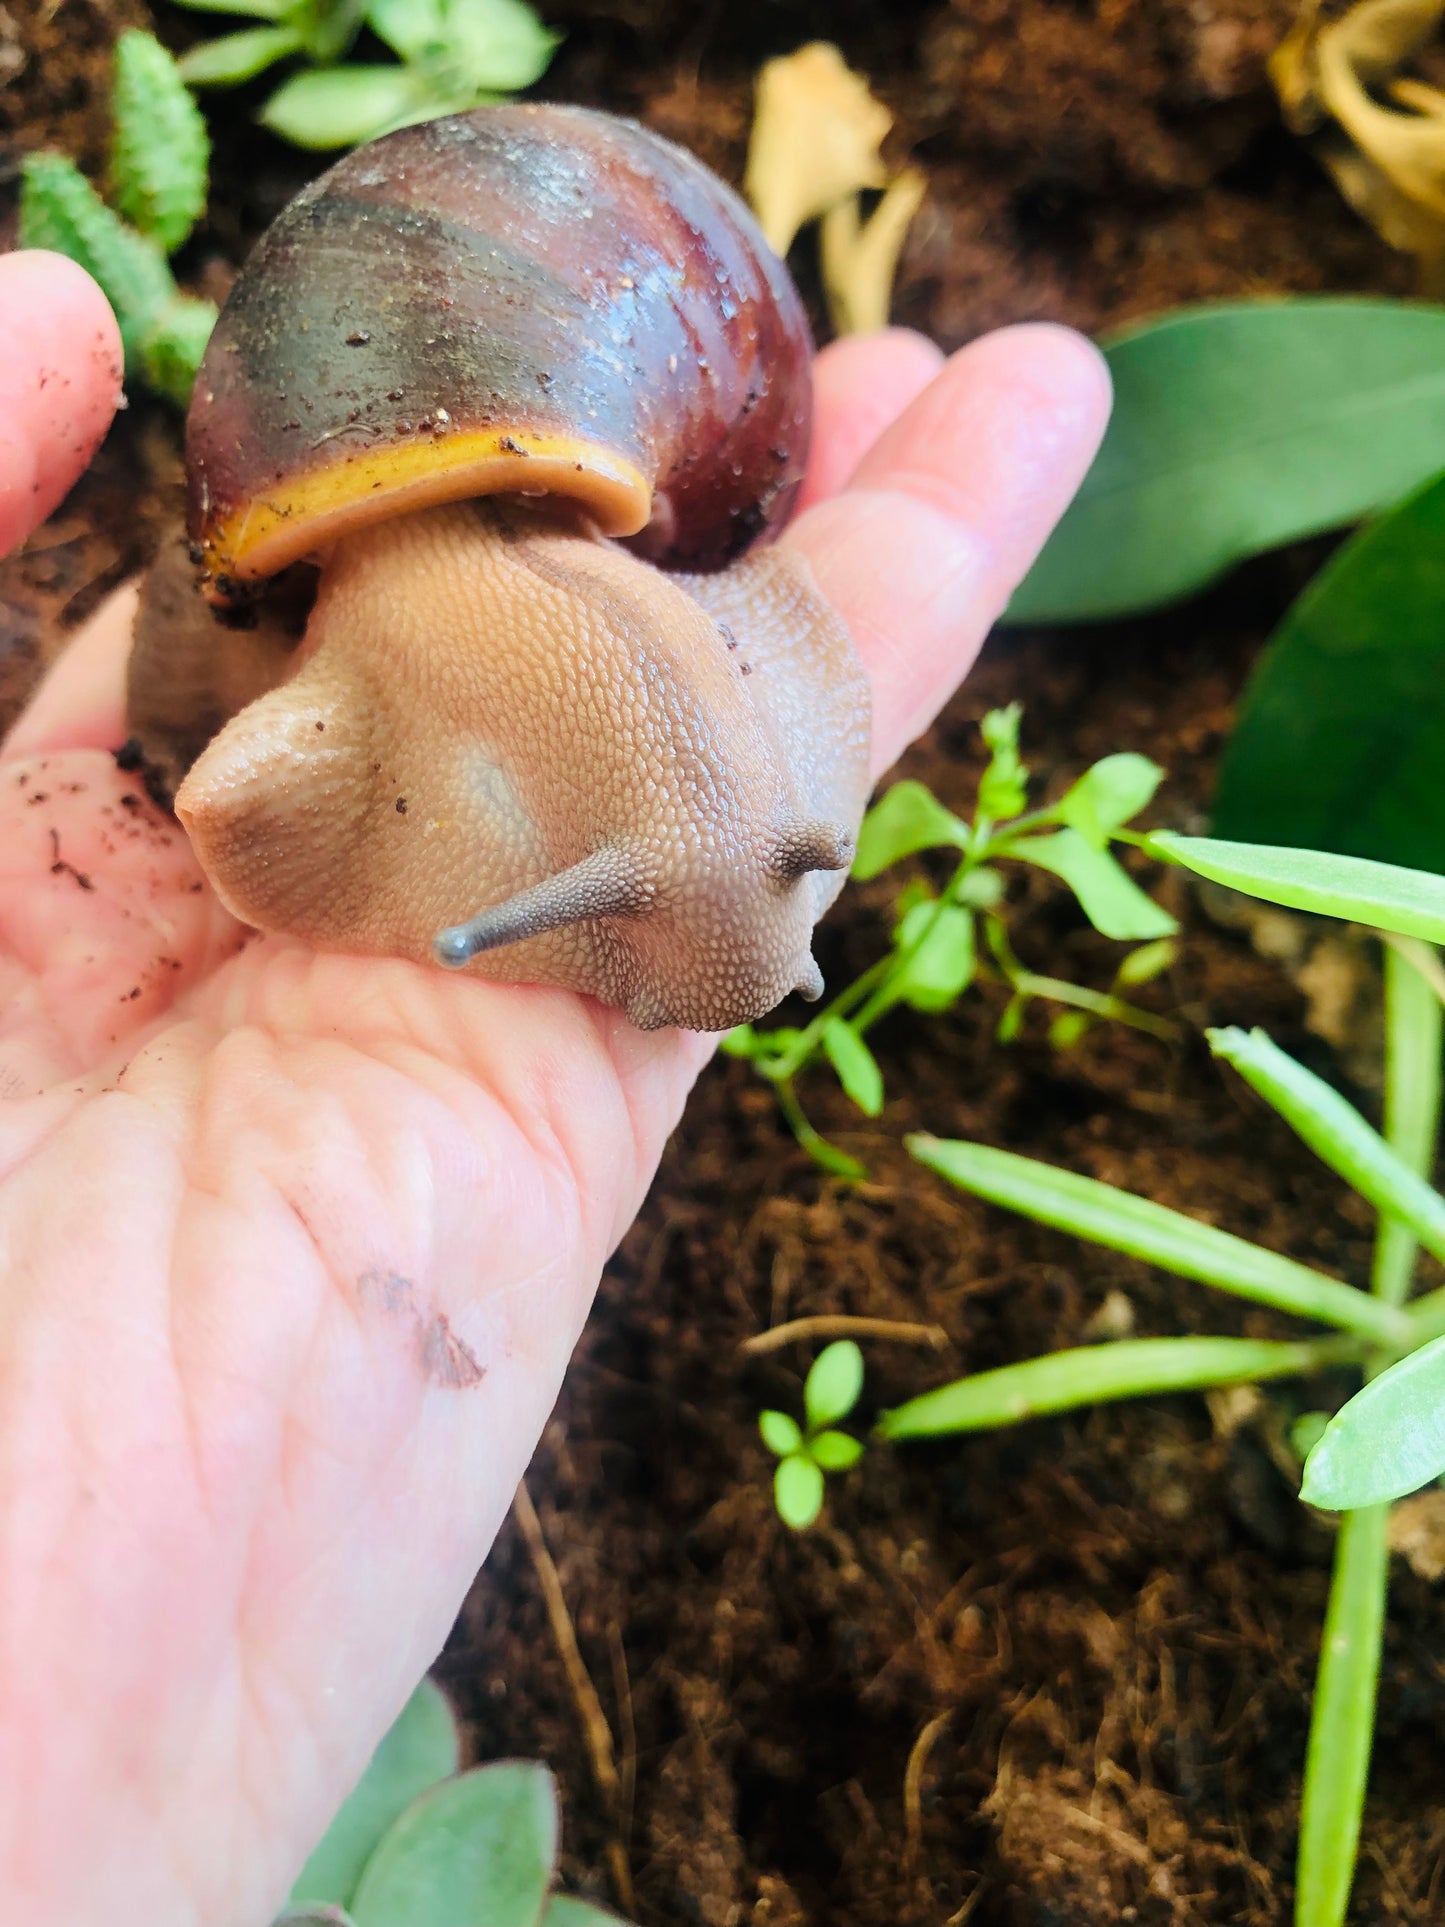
xmin=127 ymin=105 xmax=872 ymax=1032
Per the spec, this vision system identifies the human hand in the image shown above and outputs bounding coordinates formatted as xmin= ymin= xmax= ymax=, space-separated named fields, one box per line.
xmin=0 ymin=245 xmax=1109 ymax=1925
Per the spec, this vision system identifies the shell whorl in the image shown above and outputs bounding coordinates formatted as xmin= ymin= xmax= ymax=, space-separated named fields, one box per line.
xmin=187 ymin=104 xmax=813 ymax=592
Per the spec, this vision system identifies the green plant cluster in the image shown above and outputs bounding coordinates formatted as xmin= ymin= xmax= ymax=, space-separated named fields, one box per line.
xmin=725 ymin=703 xmax=1178 ymax=1177
xmin=19 ymin=31 xmax=217 ymax=406
xmin=759 ymin=1339 xmax=865 ymax=1528
xmin=279 ymin=1679 xmax=631 ymax=1925
xmin=175 ymin=0 xmax=558 ymax=149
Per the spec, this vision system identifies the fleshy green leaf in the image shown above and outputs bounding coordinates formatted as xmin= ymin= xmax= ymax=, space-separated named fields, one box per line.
xmin=1010 ymin=830 xmax=1177 ymax=942
xmin=906 ymin=1135 xmax=1410 ymax=1346
xmin=1212 ymin=467 xmax=1445 ymax=872
xmin=878 ymin=1335 xmax=1332 ymax=1439
xmin=369 ymin=0 xmax=558 ymax=89
xmin=978 ymin=703 xmax=1028 ymax=820
xmin=180 ymin=25 xmax=307 ymax=85
xmin=137 ymin=295 xmax=219 ymax=408
xmin=1055 ymin=753 xmax=1164 ymax=845
xmin=543 ymin=1899 xmax=634 ymax=1926
xmin=349 ymin=1761 xmax=558 ymax=1926
xmin=804 ymin=1339 xmax=864 ymax=1430
xmin=291 ymin=1678 xmax=461 ymax=1907
xmin=893 ymin=901 xmax=975 ymax=1013
xmin=852 ymin=780 xmax=969 ymax=879
xmin=1009 ymin=299 xmax=1445 ymax=623
xmin=259 ymin=65 xmax=429 ymax=148
xmin=18 ymin=153 xmax=176 ymax=368
xmin=1048 ymin=1010 xmax=1092 ymax=1050
xmin=774 ymin=1454 xmax=825 ymax=1530
xmin=759 ymin=1409 xmax=803 ymax=1458
xmin=822 ymin=1019 xmax=883 ymax=1117
xmin=1303 ymin=1332 xmax=1445 ymax=1507
xmin=110 ymin=31 xmax=209 ymax=252
xmin=809 ymin=1428 xmax=864 ymax=1470
xmin=1149 ymin=833 xmax=1445 ymax=942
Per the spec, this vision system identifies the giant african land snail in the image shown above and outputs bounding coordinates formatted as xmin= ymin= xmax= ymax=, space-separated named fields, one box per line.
xmin=126 ymin=104 xmax=872 ymax=1031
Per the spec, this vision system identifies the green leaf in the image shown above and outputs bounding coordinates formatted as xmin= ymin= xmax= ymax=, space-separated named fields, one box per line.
xmin=350 ymin=1761 xmax=558 ymax=1926
xmin=1054 ymin=752 xmax=1164 ymax=846
xmin=18 ymin=153 xmax=176 ymax=369
xmin=996 ymin=994 xmax=1025 ymax=1044
xmin=1048 ymin=1010 xmax=1092 ymax=1050
xmin=1149 ymin=834 xmax=1445 ymax=943
xmin=892 ymin=902 xmax=975 ymax=1013
xmin=291 ymin=1678 xmax=461 ymax=1907
xmin=774 ymin=1454 xmax=825 ymax=1530
xmin=1207 ymin=1027 xmax=1445 ymax=1269
xmin=169 ymin=0 xmax=288 ymax=17
xmin=978 ymin=703 xmax=1028 ymax=820
xmin=1303 ymin=1332 xmax=1445 ymax=1507
xmin=1212 ymin=467 xmax=1445 ymax=873
xmin=804 ymin=1339 xmax=864 ymax=1430
xmin=852 ymin=780 xmax=969 ymax=879
xmin=1008 ymin=299 xmax=1445 ymax=623
xmin=180 ymin=25 xmax=306 ymax=85
xmin=276 ymin=1910 xmax=358 ymax=1925
xmin=878 ymin=1334 xmax=1332 ymax=1439
xmin=1010 ymin=830 xmax=1177 ymax=941
xmin=110 ymin=31 xmax=209 ymax=252
xmin=137 ymin=294 xmax=219 ymax=408
xmin=758 ymin=1409 xmax=803 ymax=1458
xmin=543 ymin=1899 xmax=634 ymax=1926
xmin=303 ymin=0 xmax=370 ymax=63
xmin=906 ymin=1135 xmax=1410 ymax=1346
xmin=809 ymin=1429 xmax=864 ymax=1470
xmin=822 ymin=1020 xmax=883 ymax=1117
xmin=1114 ymin=937 xmax=1176 ymax=988
xmin=369 ymin=0 xmax=558 ymax=88
xmin=259 ymin=65 xmax=429 ymax=148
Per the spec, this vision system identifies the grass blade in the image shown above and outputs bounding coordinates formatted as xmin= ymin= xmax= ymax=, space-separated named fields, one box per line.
xmin=906 ymin=1136 xmax=1409 ymax=1346
xmin=877 ymin=1335 xmax=1347 ymax=1440
xmin=1375 ymin=943 xmax=1443 ymax=1307
xmin=1148 ymin=834 xmax=1445 ymax=941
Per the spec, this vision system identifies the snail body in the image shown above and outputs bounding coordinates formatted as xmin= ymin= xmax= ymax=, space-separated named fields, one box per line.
xmin=127 ymin=105 xmax=871 ymax=1032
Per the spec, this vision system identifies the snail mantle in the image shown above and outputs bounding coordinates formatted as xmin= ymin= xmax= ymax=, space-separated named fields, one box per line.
xmin=126 ymin=104 xmax=871 ymax=1032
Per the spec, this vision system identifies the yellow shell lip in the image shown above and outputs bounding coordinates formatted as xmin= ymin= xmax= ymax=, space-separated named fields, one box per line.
xmin=196 ymin=429 xmax=654 ymax=586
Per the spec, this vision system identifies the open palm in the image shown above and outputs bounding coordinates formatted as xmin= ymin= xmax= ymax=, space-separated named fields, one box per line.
xmin=0 ymin=249 xmax=1109 ymax=1927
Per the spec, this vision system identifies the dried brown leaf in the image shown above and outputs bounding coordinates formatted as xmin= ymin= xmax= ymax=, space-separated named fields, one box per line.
xmin=819 ymin=167 xmax=927 ymax=336
xmin=744 ymin=42 xmax=891 ymax=259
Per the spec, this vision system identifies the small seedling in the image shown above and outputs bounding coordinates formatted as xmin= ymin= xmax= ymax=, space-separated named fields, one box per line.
xmin=175 ymin=0 xmax=559 ymax=151
xmin=19 ymin=31 xmax=216 ymax=405
xmin=859 ymin=834 xmax=1445 ymax=1927
xmin=725 ymin=704 xmax=1178 ymax=1177
xmin=280 ymin=1677 xmax=632 ymax=1924
xmin=759 ymin=1338 xmax=865 ymax=1529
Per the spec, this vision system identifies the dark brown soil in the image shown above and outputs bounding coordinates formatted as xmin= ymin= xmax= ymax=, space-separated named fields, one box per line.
xmin=6 ymin=3 xmax=1445 ymax=1922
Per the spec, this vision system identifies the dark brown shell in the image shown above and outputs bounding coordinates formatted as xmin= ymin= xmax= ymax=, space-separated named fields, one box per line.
xmin=187 ymin=104 xmax=813 ymax=592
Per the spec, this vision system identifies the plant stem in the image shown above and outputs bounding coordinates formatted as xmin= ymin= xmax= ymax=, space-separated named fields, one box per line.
xmin=1295 ymin=939 xmax=1443 ymax=1927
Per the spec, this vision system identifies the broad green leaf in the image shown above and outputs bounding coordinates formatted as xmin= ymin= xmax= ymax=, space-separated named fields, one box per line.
xmin=774 ymin=1454 xmax=825 ymax=1530
xmin=810 ymin=1429 xmax=864 ymax=1470
xmin=1303 ymin=1331 xmax=1445 ymax=1506
xmin=350 ymin=1761 xmax=557 ymax=1926
xmin=305 ymin=0 xmax=369 ymax=62
xmin=805 ymin=1339 xmax=864 ymax=1430
xmin=291 ymin=1678 xmax=461 ymax=1907
xmin=1150 ymin=833 xmax=1445 ymax=941
xmin=180 ymin=25 xmax=305 ymax=85
xmin=1008 ymin=299 xmax=1445 ymax=623
xmin=259 ymin=65 xmax=428 ymax=148
xmin=110 ymin=32 xmax=209 ymax=252
xmin=852 ymin=780 xmax=969 ymax=879
xmin=758 ymin=1409 xmax=803 ymax=1458
xmin=1054 ymin=752 xmax=1164 ymax=845
xmin=369 ymin=0 xmax=558 ymax=88
xmin=1010 ymin=830 xmax=1177 ymax=941
xmin=1207 ymin=1027 xmax=1445 ymax=1267
xmin=822 ymin=1020 xmax=883 ymax=1117
xmin=878 ymin=1335 xmax=1329 ymax=1439
xmin=906 ymin=1135 xmax=1409 ymax=1346
xmin=1212 ymin=467 xmax=1445 ymax=872
xmin=544 ymin=1900 xmax=633 ymax=1926
xmin=893 ymin=901 xmax=975 ymax=1012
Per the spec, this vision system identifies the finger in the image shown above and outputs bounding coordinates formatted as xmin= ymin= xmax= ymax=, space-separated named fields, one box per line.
xmin=1 ymin=581 xmax=137 ymax=762
xmin=798 ymin=327 xmax=946 ymax=514
xmin=783 ymin=322 xmax=1112 ymax=772
xmin=0 ymin=252 xmax=124 ymax=557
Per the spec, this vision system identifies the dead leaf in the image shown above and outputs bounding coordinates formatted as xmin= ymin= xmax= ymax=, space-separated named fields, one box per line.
xmin=820 ymin=167 xmax=927 ymax=336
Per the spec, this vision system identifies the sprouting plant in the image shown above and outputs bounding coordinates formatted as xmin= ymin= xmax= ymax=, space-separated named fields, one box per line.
xmin=841 ymin=833 xmax=1445 ymax=1927
xmin=759 ymin=1339 xmax=865 ymax=1529
xmin=724 ymin=703 xmax=1179 ymax=1179
xmin=279 ymin=1677 xmax=633 ymax=1925
xmin=18 ymin=31 xmax=216 ymax=406
xmin=175 ymin=0 xmax=559 ymax=151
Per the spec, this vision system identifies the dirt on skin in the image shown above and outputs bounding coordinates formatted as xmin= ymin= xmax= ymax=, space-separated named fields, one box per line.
xmin=4 ymin=2 xmax=1445 ymax=1922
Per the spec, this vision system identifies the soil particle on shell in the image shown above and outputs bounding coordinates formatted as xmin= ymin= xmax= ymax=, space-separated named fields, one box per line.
xmin=5 ymin=3 xmax=1445 ymax=1924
